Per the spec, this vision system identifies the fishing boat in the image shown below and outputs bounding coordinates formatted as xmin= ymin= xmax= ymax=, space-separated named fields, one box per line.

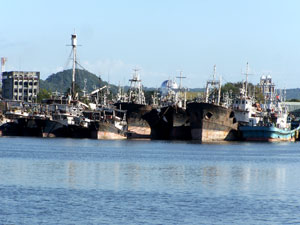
xmin=114 ymin=69 xmax=152 ymax=138
xmin=186 ymin=66 xmax=238 ymax=142
xmin=87 ymin=107 xmax=127 ymax=139
xmin=142 ymin=73 xmax=191 ymax=140
xmin=239 ymin=75 xmax=300 ymax=141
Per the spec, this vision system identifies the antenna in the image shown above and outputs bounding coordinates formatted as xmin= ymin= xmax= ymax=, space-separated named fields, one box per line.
xmin=83 ymin=78 xmax=87 ymax=97
xmin=176 ymin=70 xmax=186 ymax=90
xmin=242 ymin=62 xmax=254 ymax=97
xmin=245 ymin=62 xmax=249 ymax=96
xmin=213 ymin=65 xmax=216 ymax=83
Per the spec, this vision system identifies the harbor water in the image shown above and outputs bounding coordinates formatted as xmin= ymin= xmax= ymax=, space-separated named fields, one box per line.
xmin=1 ymin=137 xmax=300 ymax=224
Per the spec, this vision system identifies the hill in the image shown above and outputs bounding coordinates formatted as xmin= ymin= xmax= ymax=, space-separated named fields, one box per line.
xmin=286 ymin=88 xmax=300 ymax=100
xmin=40 ymin=69 xmax=118 ymax=94
xmin=40 ymin=70 xmax=300 ymax=101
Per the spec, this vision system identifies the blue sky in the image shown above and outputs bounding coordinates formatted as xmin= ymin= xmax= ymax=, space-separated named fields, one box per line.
xmin=1 ymin=0 xmax=300 ymax=89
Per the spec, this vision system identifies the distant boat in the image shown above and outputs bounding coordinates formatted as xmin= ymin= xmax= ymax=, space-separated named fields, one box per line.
xmin=142 ymin=76 xmax=191 ymax=140
xmin=239 ymin=125 xmax=299 ymax=142
xmin=238 ymin=74 xmax=300 ymax=142
xmin=186 ymin=65 xmax=238 ymax=142
xmin=114 ymin=69 xmax=152 ymax=138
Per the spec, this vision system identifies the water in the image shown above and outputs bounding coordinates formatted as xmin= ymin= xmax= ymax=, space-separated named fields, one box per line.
xmin=1 ymin=137 xmax=300 ymax=224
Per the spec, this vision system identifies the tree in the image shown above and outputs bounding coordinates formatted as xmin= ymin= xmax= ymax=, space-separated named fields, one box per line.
xmin=37 ymin=88 xmax=51 ymax=103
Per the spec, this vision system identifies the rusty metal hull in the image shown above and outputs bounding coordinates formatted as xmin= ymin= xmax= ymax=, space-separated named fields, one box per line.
xmin=90 ymin=121 xmax=127 ymax=140
xmin=142 ymin=105 xmax=191 ymax=140
xmin=114 ymin=102 xmax=152 ymax=137
xmin=187 ymin=102 xmax=238 ymax=142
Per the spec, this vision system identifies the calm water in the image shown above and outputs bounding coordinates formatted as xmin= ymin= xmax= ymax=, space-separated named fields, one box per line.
xmin=1 ymin=137 xmax=300 ymax=224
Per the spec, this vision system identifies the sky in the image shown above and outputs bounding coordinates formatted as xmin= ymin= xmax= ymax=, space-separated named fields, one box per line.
xmin=1 ymin=0 xmax=300 ymax=89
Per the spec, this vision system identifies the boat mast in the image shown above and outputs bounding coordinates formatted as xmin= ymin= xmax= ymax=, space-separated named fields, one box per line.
xmin=71 ymin=33 xmax=77 ymax=99
xmin=245 ymin=62 xmax=249 ymax=97
xmin=176 ymin=70 xmax=187 ymax=107
xmin=205 ymin=65 xmax=221 ymax=104
xmin=176 ymin=70 xmax=186 ymax=91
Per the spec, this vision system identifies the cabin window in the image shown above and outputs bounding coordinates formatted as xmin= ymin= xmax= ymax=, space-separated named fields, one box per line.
xmin=242 ymin=100 xmax=245 ymax=104
xmin=205 ymin=112 xmax=213 ymax=120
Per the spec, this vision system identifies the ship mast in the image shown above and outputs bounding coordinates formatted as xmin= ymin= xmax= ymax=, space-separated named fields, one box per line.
xmin=176 ymin=70 xmax=187 ymax=108
xmin=176 ymin=70 xmax=186 ymax=91
xmin=245 ymin=62 xmax=249 ymax=97
xmin=71 ymin=33 xmax=77 ymax=99
xmin=129 ymin=68 xmax=145 ymax=104
xmin=205 ymin=65 xmax=221 ymax=105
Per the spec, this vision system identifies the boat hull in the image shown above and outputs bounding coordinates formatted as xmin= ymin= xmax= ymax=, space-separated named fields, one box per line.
xmin=239 ymin=126 xmax=299 ymax=142
xmin=90 ymin=121 xmax=127 ymax=140
xmin=142 ymin=105 xmax=191 ymax=140
xmin=114 ymin=102 xmax=152 ymax=138
xmin=187 ymin=102 xmax=238 ymax=142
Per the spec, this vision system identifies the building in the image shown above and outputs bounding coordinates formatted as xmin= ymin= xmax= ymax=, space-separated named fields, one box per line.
xmin=2 ymin=71 xmax=40 ymax=102
xmin=259 ymin=75 xmax=276 ymax=100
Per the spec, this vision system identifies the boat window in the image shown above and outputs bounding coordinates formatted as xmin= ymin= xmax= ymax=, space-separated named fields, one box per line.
xmin=242 ymin=100 xmax=245 ymax=104
xmin=205 ymin=112 xmax=213 ymax=120
xmin=233 ymin=118 xmax=237 ymax=124
xmin=236 ymin=100 xmax=238 ymax=104
xmin=229 ymin=111 xmax=235 ymax=118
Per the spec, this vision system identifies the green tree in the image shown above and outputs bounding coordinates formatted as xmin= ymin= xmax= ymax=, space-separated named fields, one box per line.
xmin=37 ymin=88 xmax=51 ymax=103
xmin=287 ymin=98 xmax=300 ymax=102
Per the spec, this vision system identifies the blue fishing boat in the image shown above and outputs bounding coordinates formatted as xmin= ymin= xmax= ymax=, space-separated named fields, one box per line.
xmin=237 ymin=74 xmax=300 ymax=142
xmin=239 ymin=125 xmax=300 ymax=142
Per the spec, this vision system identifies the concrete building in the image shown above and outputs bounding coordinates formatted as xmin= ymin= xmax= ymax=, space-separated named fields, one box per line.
xmin=259 ymin=75 xmax=276 ymax=100
xmin=2 ymin=71 xmax=40 ymax=102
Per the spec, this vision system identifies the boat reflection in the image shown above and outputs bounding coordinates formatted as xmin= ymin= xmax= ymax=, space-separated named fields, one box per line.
xmin=0 ymin=158 xmax=288 ymax=194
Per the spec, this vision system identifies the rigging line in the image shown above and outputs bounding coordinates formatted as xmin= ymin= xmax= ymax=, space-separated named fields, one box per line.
xmin=63 ymin=49 xmax=73 ymax=71
xmin=75 ymin=60 xmax=88 ymax=71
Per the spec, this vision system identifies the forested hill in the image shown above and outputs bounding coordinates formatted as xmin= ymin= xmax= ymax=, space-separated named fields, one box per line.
xmin=39 ymin=69 xmax=300 ymax=100
xmin=286 ymin=88 xmax=300 ymax=100
xmin=40 ymin=69 xmax=118 ymax=94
